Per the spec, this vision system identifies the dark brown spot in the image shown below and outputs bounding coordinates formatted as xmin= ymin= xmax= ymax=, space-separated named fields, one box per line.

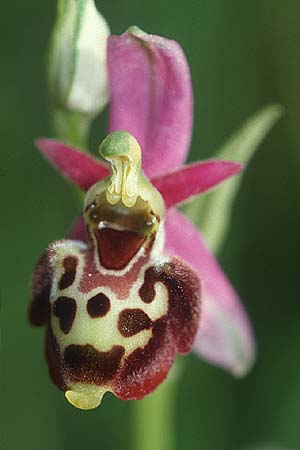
xmin=95 ymin=228 xmax=146 ymax=270
xmin=87 ymin=293 xmax=110 ymax=318
xmin=138 ymin=267 xmax=158 ymax=303
xmin=63 ymin=344 xmax=125 ymax=385
xmin=118 ymin=308 xmax=152 ymax=337
xmin=139 ymin=259 xmax=201 ymax=353
xmin=114 ymin=318 xmax=174 ymax=400
xmin=59 ymin=256 xmax=78 ymax=290
xmin=53 ymin=296 xmax=77 ymax=334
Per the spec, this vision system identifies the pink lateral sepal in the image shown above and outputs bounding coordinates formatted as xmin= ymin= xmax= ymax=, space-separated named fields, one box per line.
xmin=152 ymin=160 xmax=243 ymax=208
xmin=35 ymin=139 xmax=109 ymax=191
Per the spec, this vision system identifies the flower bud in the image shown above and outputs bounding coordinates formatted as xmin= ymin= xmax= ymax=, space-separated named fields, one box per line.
xmin=48 ymin=0 xmax=110 ymax=116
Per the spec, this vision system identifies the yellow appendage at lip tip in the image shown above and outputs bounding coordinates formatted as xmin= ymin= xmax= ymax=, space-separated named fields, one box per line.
xmin=65 ymin=386 xmax=108 ymax=410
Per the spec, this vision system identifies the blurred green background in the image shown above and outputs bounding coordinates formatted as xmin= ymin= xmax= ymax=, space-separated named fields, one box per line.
xmin=1 ymin=1 xmax=300 ymax=449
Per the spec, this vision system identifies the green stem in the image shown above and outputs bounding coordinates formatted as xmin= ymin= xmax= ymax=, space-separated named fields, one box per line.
xmin=51 ymin=107 xmax=90 ymax=150
xmin=132 ymin=360 xmax=183 ymax=450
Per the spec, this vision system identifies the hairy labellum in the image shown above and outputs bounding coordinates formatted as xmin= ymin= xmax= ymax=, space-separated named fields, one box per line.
xmin=29 ymin=131 xmax=201 ymax=409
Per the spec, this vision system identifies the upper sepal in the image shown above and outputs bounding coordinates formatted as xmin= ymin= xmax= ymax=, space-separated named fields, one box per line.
xmin=108 ymin=27 xmax=193 ymax=178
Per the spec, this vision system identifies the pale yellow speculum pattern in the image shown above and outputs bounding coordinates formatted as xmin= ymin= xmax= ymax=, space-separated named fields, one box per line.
xmin=50 ymin=251 xmax=169 ymax=355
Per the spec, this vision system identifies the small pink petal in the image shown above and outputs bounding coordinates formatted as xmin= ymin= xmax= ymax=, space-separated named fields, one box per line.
xmin=152 ymin=160 xmax=243 ymax=208
xmin=165 ymin=209 xmax=255 ymax=377
xmin=36 ymin=139 xmax=109 ymax=191
xmin=107 ymin=30 xmax=193 ymax=178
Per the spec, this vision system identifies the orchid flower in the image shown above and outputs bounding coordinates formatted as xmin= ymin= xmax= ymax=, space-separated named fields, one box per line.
xmin=29 ymin=26 xmax=256 ymax=410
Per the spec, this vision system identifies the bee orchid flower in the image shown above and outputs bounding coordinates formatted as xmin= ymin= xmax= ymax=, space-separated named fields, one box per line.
xmin=30 ymin=27 xmax=255 ymax=410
